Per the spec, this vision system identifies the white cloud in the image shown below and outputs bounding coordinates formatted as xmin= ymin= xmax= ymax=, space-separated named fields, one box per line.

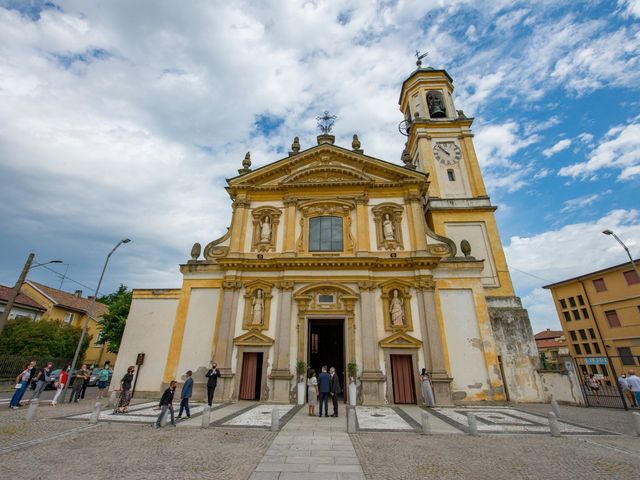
xmin=533 ymin=168 xmax=552 ymax=179
xmin=560 ymin=193 xmax=600 ymax=213
xmin=474 ymin=122 xmax=539 ymax=168
xmin=559 ymin=123 xmax=640 ymax=180
xmin=542 ymin=139 xmax=572 ymax=157
xmin=505 ymin=209 xmax=640 ymax=328
xmin=618 ymin=0 xmax=640 ymax=18
xmin=578 ymin=132 xmax=594 ymax=144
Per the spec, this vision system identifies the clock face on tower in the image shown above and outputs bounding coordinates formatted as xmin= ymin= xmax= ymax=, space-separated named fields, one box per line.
xmin=433 ymin=142 xmax=462 ymax=165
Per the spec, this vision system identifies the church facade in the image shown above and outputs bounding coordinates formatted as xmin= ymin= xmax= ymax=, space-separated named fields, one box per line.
xmin=114 ymin=66 xmax=542 ymax=406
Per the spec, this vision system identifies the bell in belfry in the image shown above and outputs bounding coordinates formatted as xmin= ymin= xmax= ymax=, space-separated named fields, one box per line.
xmin=427 ymin=91 xmax=447 ymax=118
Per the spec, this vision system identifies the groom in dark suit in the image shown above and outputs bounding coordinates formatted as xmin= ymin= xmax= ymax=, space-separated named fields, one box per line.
xmin=329 ymin=367 xmax=342 ymax=417
xmin=205 ymin=362 xmax=221 ymax=406
xmin=317 ymin=366 xmax=331 ymax=417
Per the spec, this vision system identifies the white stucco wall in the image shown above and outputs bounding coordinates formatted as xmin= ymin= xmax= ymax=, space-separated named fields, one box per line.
xmin=445 ymin=222 xmax=498 ymax=287
xmin=439 ymin=289 xmax=491 ymax=400
xmin=113 ymin=296 xmax=178 ymax=393
xmin=176 ymin=288 xmax=220 ymax=376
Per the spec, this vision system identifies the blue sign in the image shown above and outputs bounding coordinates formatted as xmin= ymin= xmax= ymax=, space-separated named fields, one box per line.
xmin=600 ymin=357 xmax=607 ymax=364
xmin=586 ymin=358 xmax=592 ymax=365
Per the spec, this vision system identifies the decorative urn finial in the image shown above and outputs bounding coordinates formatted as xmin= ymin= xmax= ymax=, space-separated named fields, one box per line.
xmin=291 ymin=136 xmax=300 ymax=154
xmin=401 ymin=147 xmax=415 ymax=169
xmin=460 ymin=239 xmax=472 ymax=257
xmin=238 ymin=151 xmax=252 ymax=174
xmin=190 ymin=242 xmax=202 ymax=261
xmin=352 ymin=134 xmax=363 ymax=153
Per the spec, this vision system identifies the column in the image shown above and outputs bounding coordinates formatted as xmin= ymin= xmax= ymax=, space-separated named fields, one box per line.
xmin=270 ymin=281 xmax=294 ymax=403
xmin=417 ymin=279 xmax=453 ymax=405
xmin=355 ymin=195 xmax=370 ymax=254
xmin=358 ymin=282 xmax=385 ymax=405
xmin=212 ymin=280 xmax=242 ymax=401
xmin=229 ymin=199 xmax=250 ymax=253
xmin=283 ymin=198 xmax=297 ymax=254
xmin=407 ymin=194 xmax=428 ymax=251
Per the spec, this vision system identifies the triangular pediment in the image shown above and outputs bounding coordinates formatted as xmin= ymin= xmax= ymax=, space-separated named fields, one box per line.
xmin=379 ymin=331 xmax=422 ymax=349
xmin=233 ymin=329 xmax=274 ymax=346
xmin=228 ymin=143 xmax=426 ymax=190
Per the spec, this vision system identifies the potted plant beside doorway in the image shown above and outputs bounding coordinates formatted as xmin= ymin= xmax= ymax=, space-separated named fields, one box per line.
xmin=347 ymin=362 xmax=358 ymax=406
xmin=296 ymin=360 xmax=306 ymax=406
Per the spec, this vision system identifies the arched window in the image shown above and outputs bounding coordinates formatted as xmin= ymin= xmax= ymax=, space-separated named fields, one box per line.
xmin=309 ymin=216 xmax=342 ymax=251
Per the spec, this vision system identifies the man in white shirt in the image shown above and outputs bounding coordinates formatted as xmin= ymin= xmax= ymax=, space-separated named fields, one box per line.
xmin=625 ymin=370 xmax=640 ymax=407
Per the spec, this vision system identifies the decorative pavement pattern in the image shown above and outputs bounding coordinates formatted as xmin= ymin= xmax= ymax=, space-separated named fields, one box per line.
xmin=355 ymin=406 xmax=420 ymax=432
xmin=216 ymin=404 xmax=299 ymax=428
xmin=428 ymin=406 xmax=614 ymax=435
xmin=66 ymin=400 xmax=212 ymax=423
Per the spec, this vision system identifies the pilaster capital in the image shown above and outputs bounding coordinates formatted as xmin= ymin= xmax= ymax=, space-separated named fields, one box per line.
xmin=357 ymin=281 xmax=377 ymax=291
xmin=404 ymin=193 xmax=423 ymax=203
xmin=276 ymin=281 xmax=295 ymax=291
xmin=222 ymin=280 xmax=243 ymax=290
xmin=415 ymin=277 xmax=435 ymax=291
xmin=283 ymin=197 xmax=298 ymax=207
xmin=233 ymin=199 xmax=251 ymax=209
xmin=355 ymin=195 xmax=369 ymax=205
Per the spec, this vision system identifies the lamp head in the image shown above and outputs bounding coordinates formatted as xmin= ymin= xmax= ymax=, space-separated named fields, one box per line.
xmin=602 ymin=229 xmax=613 ymax=235
xmin=122 ymin=238 xmax=131 ymax=244
xmin=51 ymin=260 xmax=63 ymax=264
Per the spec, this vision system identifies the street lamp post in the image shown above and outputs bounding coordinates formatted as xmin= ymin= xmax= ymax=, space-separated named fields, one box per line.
xmin=0 ymin=254 xmax=63 ymax=333
xmin=602 ymin=229 xmax=640 ymax=278
xmin=60 ymin=239 xmax=130 ymax=402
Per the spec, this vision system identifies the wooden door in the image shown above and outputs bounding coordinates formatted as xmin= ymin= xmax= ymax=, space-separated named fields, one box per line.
xmin=391 ymin=354 xmax=416 ymax=404
xmin=239 ymin=352 xmax=259 ymax=400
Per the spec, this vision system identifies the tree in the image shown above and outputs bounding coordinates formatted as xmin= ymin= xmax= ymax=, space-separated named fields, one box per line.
xmin=0 ymin=317 xmax=90 ymax=358
xmin=98 ymin=284 xmax=132 ymax=353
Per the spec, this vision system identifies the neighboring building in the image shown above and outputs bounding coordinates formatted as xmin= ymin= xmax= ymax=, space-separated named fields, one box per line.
xmin=544 ymin=260 xmax=640 ymax=383
xmin=19 ymin=281 xmax=117 ymax=367
xmin=0 ymin=284 xmax=46 ymax=321
xmin=534 ymin=329 xmax=568 ymax=370
xmin=115 ymin=65 xmax=542 ymax=405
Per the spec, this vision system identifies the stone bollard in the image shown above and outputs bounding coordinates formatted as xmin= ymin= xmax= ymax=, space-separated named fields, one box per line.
xmin=89 ymin=402 xmax=102 ymax=424
xmin=159 ymin=408 xmax=169 ymax=427
xmin=347 ymin=406 xmax=356 ymax=433
xmin=109 ymin=391 xmax=118 ymax=407
xmin=201 ymin=405 xmax=211 ymax=429
xmin=421 ymin=411 xmax=431 ymax=435
xmin=270 ymin=407 xmax=279 ymax=432
xmin=467 ymin=413 xmax=479 ymax=436
xmin=551 ymin=398 xmax=561 ymax=418
xmin=633 ymin=412 xmax=640 ymax=436
xmin=548 ymin=412 xmax=562 ymax=437
xmin=25 ymin=398 xmax=39 ymax=422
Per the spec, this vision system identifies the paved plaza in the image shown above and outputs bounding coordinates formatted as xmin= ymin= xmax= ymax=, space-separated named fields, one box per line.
xmin=0 ymin=395 xmax=639 ymax=479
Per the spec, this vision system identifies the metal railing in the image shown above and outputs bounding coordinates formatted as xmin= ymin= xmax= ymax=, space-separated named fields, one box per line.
xmin=0 ymin=355 xmax=71 ymax=381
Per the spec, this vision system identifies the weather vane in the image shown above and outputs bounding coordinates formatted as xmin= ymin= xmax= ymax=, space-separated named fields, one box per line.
xmin=415 ymin=50 xmax=428 ymax=67
xmin=316 ymin=111 xmax=337 ymax=134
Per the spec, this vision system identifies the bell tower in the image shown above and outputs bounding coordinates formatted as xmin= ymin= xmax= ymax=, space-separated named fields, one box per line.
xmin=399 ymin=63 xmax=515 ymax=296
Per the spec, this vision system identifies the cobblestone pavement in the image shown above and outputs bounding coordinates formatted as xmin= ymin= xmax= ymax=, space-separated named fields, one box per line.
xmin=352 ymin=433 xmax=640 ymax=480
xmin=2 ymin=420 xmax=275 ymax=480
xmin=1 ymin=400 xmax=639 ymax=479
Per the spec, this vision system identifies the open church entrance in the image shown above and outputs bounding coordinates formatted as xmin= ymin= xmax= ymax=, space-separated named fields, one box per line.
xmin=239 ymin=352 xmax=263 ymax=400
xmin=308 ymin=319 xmax=345 ymax=399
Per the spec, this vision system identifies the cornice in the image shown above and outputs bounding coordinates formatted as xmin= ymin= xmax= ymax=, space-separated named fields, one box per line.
xmin=213 ymin=256 xmax=442 ymax=271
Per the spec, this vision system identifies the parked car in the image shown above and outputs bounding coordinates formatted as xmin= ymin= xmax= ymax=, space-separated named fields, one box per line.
xmin=89 ymin=368 xmax=113 ymax=386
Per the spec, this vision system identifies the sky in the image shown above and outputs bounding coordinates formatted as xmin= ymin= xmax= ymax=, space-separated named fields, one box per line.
xmin=1 ymin=0 xmax=639 ymax=334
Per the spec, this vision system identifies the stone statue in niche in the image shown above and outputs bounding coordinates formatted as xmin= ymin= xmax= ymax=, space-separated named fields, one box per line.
xmin=389 ymin=289 xmax=404 ymax=326
xmin=251 ymin=289 xmax=264 ymax=325
xmin=382 ymin=213 xmax=395 ymax=241
xmin=260 ymin=215 xmax=271 ymax=242
xmin=427 ymin=91 xmax=446 ymax=118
